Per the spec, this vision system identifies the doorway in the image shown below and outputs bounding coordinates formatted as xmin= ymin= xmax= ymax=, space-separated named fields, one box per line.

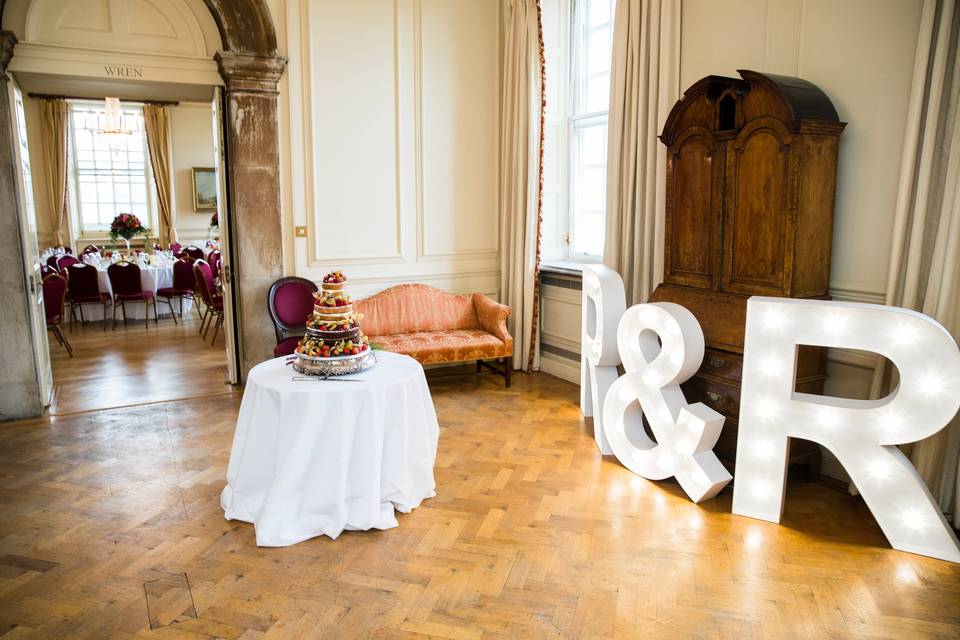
xmin=10 ymin=78 xmax=240 ymax=415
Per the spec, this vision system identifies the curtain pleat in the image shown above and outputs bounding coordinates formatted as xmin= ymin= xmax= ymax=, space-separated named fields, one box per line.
xmin=872 ymin=0 xmax=960 ymax=522
xmin=38 ymin=98 xmax=69 ymax=247
xmin=142 ymin=105 xmax=176 ymax=246
xmin=603 ymin=0 xmax=680 ymax=307
xmin=500 ymin=0 xmax=544 ymax=372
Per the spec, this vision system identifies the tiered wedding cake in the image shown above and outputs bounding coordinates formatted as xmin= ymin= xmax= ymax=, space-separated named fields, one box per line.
xmin=293 ymin=271 xmax=376 ymax=376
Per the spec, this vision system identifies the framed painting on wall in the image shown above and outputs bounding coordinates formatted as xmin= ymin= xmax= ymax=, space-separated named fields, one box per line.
xmin=192 ymin=167 xmax=217 ymax=211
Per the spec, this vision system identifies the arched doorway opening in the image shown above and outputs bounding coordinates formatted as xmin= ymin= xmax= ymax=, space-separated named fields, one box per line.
xmin=0 ymin=0 xmax=286 ymax=419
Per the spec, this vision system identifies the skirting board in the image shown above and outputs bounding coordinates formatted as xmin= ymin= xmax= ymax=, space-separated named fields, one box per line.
xmin=540 ymin=352 xmax=580 ymax=384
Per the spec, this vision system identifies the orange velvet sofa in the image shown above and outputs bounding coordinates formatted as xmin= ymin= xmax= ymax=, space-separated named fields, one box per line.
xmin=354 ymin=284 xmax=513 ymax=386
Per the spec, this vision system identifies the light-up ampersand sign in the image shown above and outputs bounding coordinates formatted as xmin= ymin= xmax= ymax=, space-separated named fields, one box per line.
xmin=580 ymin=265 xmax=626 ymax=454
xmin=733 ymin=297 xmax=960 ymax=563
xmin=602 ymin=303 xmax=732 ymax=503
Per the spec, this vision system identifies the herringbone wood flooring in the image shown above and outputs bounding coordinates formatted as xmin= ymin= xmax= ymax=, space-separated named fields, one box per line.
xmin=0 ymin=371 xmax=958 ymax=638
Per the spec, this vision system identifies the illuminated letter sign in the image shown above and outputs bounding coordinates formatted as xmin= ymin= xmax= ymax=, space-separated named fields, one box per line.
xmin=602 ymin=303 xmax=732 ymax=503
xmin=733 ymin=297 xmax=960 ymax=563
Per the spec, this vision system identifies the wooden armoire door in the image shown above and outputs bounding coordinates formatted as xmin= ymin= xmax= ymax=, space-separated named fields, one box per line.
xmin=721 ymin=117 xmax=796 ymax=296
xmin=663 ymin=127 xmax=724 ymax=290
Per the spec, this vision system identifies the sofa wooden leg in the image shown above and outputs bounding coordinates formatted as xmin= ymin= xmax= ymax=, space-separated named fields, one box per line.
xmin=503 ymin=358 xmax=511 ymax=388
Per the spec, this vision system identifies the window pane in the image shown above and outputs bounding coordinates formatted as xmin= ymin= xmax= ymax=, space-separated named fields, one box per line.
xmin=587 ymin=28 xmax=610 ymax=74
xmin=589 ymin=0 xmax=610 ymax=26
xmin=578 ymin=167 xmax=605 ymax=210
xmin=586 ymin=73 xmax=610 ymax=113
xmin=575 ymin=212 xmax=605 ymax=256
xmin=581 ymin=124 xmax=606 ymax=164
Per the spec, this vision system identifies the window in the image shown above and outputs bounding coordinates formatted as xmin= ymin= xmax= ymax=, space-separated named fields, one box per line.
xmin=542 ymin=0 xmax=615 ymax=263
xmin=69 ymin=102 xmax=154 ymax=235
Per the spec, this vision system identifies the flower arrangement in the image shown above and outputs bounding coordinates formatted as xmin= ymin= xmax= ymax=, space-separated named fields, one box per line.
xmin=109 ymin=213 xmax=149 ymax=251
xmin=210 ymin=211 xmax=219 ymax=229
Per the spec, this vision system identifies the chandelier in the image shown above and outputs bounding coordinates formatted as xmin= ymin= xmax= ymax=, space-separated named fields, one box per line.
xmin=96 ymin=97 xmax=135 ymax=145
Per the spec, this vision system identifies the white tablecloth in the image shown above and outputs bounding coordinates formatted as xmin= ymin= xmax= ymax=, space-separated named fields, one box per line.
xmin=78 ymin=263 xmax=194 ymax=320
xmin=221 ymin=351 xmax=440 ymax=546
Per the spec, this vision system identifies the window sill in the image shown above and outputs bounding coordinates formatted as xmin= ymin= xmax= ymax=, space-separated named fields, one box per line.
xmin=540 ymin=260 xmax=592 ymax=277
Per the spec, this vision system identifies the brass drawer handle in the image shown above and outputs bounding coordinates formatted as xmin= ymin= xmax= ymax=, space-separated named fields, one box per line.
xmin=706 ymin=391 xmax=723 ymax=403
xmin=707 ymin=355 xmax=726 ymax=368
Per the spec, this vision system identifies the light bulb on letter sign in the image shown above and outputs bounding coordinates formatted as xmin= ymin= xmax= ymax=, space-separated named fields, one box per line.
xmin=733 ymin=297 xmax=960 ymax=563
xmin=602 ymin=302 xmax=731 ymax=503
xmin=580 ymin=265 xmax=626 ymax=454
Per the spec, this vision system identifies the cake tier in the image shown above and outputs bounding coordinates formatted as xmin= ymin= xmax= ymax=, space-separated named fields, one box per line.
xmin=321 ymin=281 xmax=345 ymax=293
xmin=313 ymin=303 xmax=353 ymax=318
xmin=293 ymin=350 xmax=375 ymax=377
xmin=306 ymin=325 xmax=361 ymax=342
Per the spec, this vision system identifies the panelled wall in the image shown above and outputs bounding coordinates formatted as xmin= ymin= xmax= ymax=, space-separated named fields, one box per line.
xmin=169 ymin=102 xmax=217 ymax=246
xmin=539 ymin=0 xmax=924 ymax=479
xmin=282 ymin=0 xmax=500 ymax=300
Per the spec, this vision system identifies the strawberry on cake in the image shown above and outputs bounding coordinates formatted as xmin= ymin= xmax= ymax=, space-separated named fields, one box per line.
xmin=293 ymin=271 xmax=375 ymax=376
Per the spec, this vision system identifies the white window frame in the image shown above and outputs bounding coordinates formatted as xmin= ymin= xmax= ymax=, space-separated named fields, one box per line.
xmin=542 ymin=0 xmax=614 ymax=268
xmin=67 ymin=100 xmax=158 ymax=241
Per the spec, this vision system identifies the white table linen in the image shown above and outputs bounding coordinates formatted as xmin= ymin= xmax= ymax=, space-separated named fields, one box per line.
xmin=221 ymin=351 xmax=440 ymax=547
xmin=77 ymin=263 xmax=194 ymax=320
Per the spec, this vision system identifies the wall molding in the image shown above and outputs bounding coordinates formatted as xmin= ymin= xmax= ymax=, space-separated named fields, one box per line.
xmin=540 ymin=352 xmax=580 ymax=384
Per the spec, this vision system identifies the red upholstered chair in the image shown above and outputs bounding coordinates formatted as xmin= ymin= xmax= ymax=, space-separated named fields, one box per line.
xmin=267 ymin=277 xmax=318 ymax=356
xmin=183 ymin=245 xmax=204 ymax=260
xmin=81 ymin=244 xmax=100 ymax=255
xmin=46 ymin=254 xmax=61 ymax=272
xmin=57 ymin=255 xmax=79 ymax=274
xmin=207 ymin=250 xmax=222 ymax=282
xmin=193 ymin=259 xmax=223 ymax=344
xmin=169 ymin=242 xmax=182 ymax=255
xmin=156 ymin=257 xmax=196 ymax=323
xmin=66 ymin=262 xmax=111 ymax=330
xmin=40 ymin=264 xmax=56 ymax=280
xmin=107 ymin=261 xmax=158 ymax=329
xmin=42 ymin=274 xmax=73 ymax=357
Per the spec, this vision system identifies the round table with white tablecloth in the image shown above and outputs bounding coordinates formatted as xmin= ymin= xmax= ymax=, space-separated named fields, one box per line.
xmin=76 ymin=262 xmax=195 ymax=321
xmin=220 ymin=351 xmax=440 ymax=547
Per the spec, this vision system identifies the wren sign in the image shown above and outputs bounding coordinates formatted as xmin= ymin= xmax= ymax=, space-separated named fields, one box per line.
xmin=581 ymin=265 xmax=960 ymax=563
xmin=103 ymin=65 xmax=143 ymax=78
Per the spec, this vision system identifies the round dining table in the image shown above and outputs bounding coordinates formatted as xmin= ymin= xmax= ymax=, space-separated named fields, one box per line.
xmin=221 ymin=351 xmax=440 ymax=547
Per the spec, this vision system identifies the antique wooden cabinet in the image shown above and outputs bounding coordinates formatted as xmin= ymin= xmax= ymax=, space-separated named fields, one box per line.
xmin=649 ymin=70 xmax=845 ymax=475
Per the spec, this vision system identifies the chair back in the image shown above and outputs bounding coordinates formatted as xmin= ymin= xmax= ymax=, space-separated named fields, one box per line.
xmin=81 ymin=244 xmax=100 ymax=255
xmin=42 ymin=274 xmax=67 ymax=323
xmin=172 ymin=257 xmax=196 ymax=291
xmin=183 ymin=246 xmax=204 ymax=260
xmin=268 ymin=277 xmax=318 ymax=341
xmin=107 ymin=261 xmax=143 ymax=297
xmin=208 ymin=250 xmax=222 ymax=277
xmin=66 ymin=263 xmax=100 ymax=300
xmin=40 ymin=264 xmax=56 ymax=279
xmin=169 ymin=242 xmax=182 ymax=254
xmin=57 ymin=255 xmax=79 ymax=272
xmin=46 ymin=254 xmax=61 ymax=271
xmin=193 ymin=259 xmax=217 ymax=305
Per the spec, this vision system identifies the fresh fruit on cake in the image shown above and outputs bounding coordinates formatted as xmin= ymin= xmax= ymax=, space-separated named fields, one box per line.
xmin=293 ymin=270 xmax=375 ymax=376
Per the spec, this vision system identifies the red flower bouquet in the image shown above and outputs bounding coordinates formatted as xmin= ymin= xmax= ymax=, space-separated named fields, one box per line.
xmin=109 ymin=213 xmax=149 ymax=243
xmin=210 ymin=211 xmax=219 ymax=229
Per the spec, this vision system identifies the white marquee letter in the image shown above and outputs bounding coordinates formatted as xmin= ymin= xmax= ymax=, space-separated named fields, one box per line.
xmin=580 ymin=265 xmax=626 ymax=454
xmin=602 ymin=303 xmax=731 ymax=502
xmin=733 ymin=297 xmax=960 ymax=563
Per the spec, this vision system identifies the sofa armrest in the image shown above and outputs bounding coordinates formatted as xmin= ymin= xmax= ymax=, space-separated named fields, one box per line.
xmin=473 ymin=294 xmax=513 ymax=348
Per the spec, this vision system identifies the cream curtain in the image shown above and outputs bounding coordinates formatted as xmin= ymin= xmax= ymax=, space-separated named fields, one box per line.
xmin=872 ymin=0 xmax=960 ymax=522
xmin=142 ymin=104 xmax=176 ymax=246
xmin=602 ymin=0 xmax=681 ymax=306
xmin=38 ymin=98 xmax=69 ymax=247
xmin=500 ymin=0 xmax=544 ymax=371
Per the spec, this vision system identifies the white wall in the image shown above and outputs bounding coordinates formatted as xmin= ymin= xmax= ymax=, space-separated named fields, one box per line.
xmin=280 ymin=0 xmax=500 ymax=299
xmin=169 ymin=102 xmax=216 ymax=245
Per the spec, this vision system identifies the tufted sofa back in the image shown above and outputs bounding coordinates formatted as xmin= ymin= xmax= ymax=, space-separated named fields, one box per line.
xmin=354 ymin=284 xmax=480 ymax=336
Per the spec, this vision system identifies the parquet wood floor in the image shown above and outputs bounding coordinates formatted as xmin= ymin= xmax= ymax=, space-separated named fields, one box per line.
xmin=0 ymin=370 xmax=958 ymax=638
xmin=48 ymin=313 xmax=233 ymax=416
